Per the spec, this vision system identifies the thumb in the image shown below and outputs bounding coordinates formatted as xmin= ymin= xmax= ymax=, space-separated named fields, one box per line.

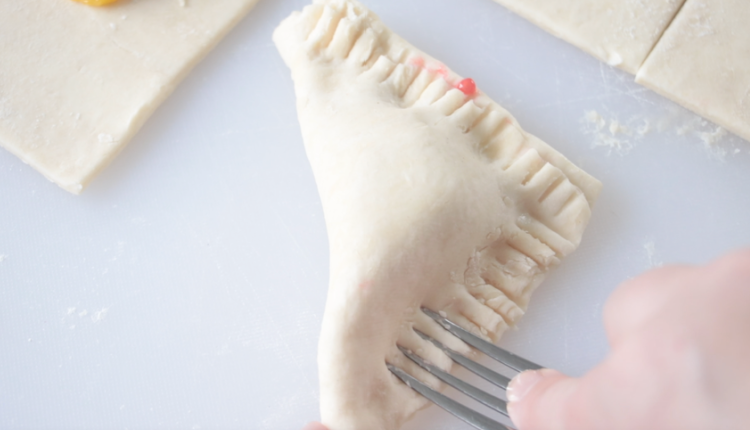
xmin=507 ymin=369 xmax=580 ymax=430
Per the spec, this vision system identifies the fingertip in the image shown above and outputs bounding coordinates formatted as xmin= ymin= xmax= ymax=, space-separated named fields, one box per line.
xmin=507 ymin=369 xmax=571 ymax=430
xmin=301 ymin=422 xmax=329 ymax=430
xmin=507 ymin=369 xmax=551 ymax=402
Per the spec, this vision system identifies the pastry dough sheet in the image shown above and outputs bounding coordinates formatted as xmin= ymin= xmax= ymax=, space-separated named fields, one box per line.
xmin=490 ymin=0 xmax=686 ymax=74
xmin=636 ymin=0 xmax=750 ymax=143
xmin=0 ymin=0 xmax=260 ymax=194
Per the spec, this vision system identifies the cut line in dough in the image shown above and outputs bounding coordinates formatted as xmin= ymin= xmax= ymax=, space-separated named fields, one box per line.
xmin=274 ymin=1 xmax=602 ymax=429
xmin=636 ymin=0 xmax=750 ymax=144
xmin=490 ymin=0 xmax=750 ymax=145
xmin=490 ymin=0 xmax=687 ymax=74
xmin=0 ymin=0 xmax=260 ymax=194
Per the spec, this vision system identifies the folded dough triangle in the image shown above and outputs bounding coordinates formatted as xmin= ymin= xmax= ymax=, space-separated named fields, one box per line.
xmin=274 ymin=1 xmax=602 ymax=429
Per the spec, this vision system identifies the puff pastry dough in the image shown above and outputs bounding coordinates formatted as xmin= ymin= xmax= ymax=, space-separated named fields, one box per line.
xmin=636 ymin=0 xmax=750 ymax=143
xmin=495 ymin=0 xmax=685 ymax=74
xmin=274 ymin=1 xmax=602 ymax=429
xmin=0 ymin=0 xmax=259 ymax=193
xmin=490 ymin=0 xmax=686 ymax=74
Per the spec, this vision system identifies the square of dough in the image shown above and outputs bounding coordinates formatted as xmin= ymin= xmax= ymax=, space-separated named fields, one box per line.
xmin=492 ymin=0 xmax=686 ymax=74
xmin=0 ymin=0 xmax=259 ymax=194
xmin=636 ymin=0 xmax=750 ymax=143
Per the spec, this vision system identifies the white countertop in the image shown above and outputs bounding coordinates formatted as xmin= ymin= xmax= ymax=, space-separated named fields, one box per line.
xmin=1 ymin=0 xmax=749 ymax=429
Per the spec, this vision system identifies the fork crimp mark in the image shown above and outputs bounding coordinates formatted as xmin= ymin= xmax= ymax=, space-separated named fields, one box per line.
xmin=398 ymin=345 xmax=509 ymax=417
xmin=387 ymin=364 xmax=510 ymax=430
xmin=387 ymin=308 xmax=547 ymax=429
xmin=414 ymin=329 xmax=511 ymax=390
xmin=421 ymin=307 xmax=543 ymax=372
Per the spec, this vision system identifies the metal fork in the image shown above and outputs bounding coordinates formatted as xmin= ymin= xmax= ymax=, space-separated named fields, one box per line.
xmin=387 ymin=308 xmax=543 ymax=430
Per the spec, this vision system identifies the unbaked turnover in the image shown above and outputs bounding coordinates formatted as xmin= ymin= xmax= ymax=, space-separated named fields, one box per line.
xmin=274 ymin=1 xmax=602 ymax=428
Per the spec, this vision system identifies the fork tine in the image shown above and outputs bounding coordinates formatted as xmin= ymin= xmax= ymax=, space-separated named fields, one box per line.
xmin=398 ymin=346 xmax=509 ymax=416
xmin=415 ymin=329 xmax=511 ymax=390
xmin=387 ymin=364 xmax=510 ymax=430
xmin=422 ymin=308 xmax=542 ymax=372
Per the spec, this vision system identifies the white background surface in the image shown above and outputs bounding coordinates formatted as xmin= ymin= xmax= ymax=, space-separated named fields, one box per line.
xmin=1 ymin=0 xmax=749 ymax=429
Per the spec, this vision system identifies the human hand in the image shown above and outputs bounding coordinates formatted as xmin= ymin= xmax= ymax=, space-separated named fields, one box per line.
xmin=301 ymin=422 xmax=328 ymax=430
xmin=506 ymin=249 xmax=750 ymax=430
